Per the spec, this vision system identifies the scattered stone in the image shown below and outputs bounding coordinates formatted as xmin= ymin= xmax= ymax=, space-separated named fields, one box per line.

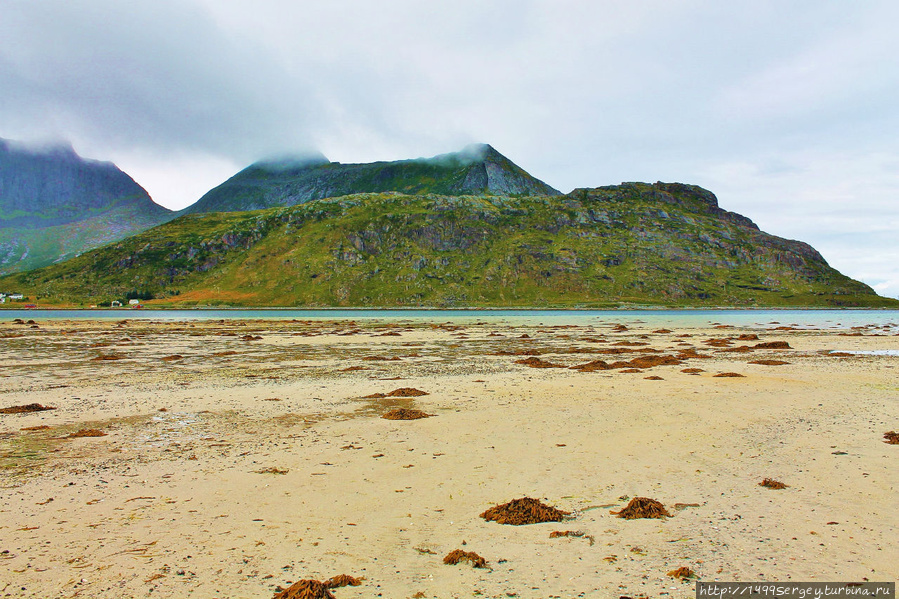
xmin=611 ymin=497 xmax=672 ymax=519
xmin=0 ymin=403 xmax=56 ymax=414
xmin=759 ymin=478 xmax=788 ymax=489
xmin=443 ymin=549 xmax=487 ymax=568
xmin=382 ymin=408 xmax=432 ymax=420
xmin=481 ymin=497 xmax=569 ymax=525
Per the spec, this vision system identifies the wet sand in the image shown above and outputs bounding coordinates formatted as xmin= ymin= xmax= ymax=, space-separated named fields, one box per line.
xmin=0 ymin=317 xmax=897 ymax=598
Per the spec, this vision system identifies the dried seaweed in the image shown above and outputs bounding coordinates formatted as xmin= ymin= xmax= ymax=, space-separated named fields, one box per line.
xmin=611 ymin=497 xmax=672 ymax=519
xmin=381 ymin=408 xmax=432 ymax=420
xmin=272 ymin=580 xmax=335 ymax=599
xmin=0 ymin=403 xmax=56 ymax=414
xmin=443 ymin=549 xmax=487 ymax=568
xmin=67 ymin=429 xmax=107 ymax=438
xmin=884 ymin=431 xmax=899 ymax=445
xmin=713 ymin=372 xmax=745 ymax=377
xmin=324 ymin=574 xmax=363 ymax=588
xmin=759 ymin=478 xmax=788 ymax=489
xmin=480 ymin=497 xmax=569 ymax=525
xmin=754 ymin=341 xmax=792 ymax=349
xmin=749 ymin=359 xmax=790 ymax=366
xmin=514 ymin=357 xmax=565 ymax=368
xmin=667 ymin=566 xmax=694 ymax=579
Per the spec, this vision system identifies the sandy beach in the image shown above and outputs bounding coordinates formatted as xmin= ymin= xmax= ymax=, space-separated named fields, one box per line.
xmin=1 ymin=315 xmax=897 ymax=598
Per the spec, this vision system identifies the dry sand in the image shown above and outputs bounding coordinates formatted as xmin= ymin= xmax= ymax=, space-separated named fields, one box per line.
xmin=0 ymin=316 xmax=897 ymax=598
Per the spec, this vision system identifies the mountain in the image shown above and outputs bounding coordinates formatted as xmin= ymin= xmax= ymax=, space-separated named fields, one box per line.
xmin=0 ymin=138 xmax=175 ymax=274
xmin=2 ymin=182 xmax=893 ymax=308
xmin=183 ymin=144 xmax=561 ymax=214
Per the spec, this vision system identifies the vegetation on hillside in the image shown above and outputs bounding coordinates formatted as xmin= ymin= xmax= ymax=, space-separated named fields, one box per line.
xmin=2 ymin=183 xmax=892 ymax=308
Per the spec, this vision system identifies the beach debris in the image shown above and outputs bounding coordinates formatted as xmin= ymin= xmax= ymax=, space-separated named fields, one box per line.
xmin=0 ymin=403 xmax=56 ymax=414
xmin=681 ymin=368 xmax=704 ymax=374
xmin=754 ymin=341 xmax=792 ymax=349
xmin=382 ymin=408 xmax=432 ymax=420
xmin=363 ymin=388 xmax=428 ymax=398
xmin=611 ymin=497 xmax=672 ymax=519
xmin=749 ymin=360 xmax=790 ymax=366
xmin=737 ymin=334 xmax=760 ymax=341
xmin=272 ymin=579 xmax=335 ymax=599
xmin=480 ymin=497 xmax=569 ymax=525
xmin=673 ymin=503 xmax=701 ymax=511
xmin=759 ymin=478 xmax=788 ymax=489
xmin=549 ymin=530 xmax=595 ymax=545
xmin=160 ymin=354 xmax=183 ymax=361
xmin=92 ymin=353 xmax=125 ymax=361
xmin=324 ymin=574 xmax=363 ymax=588
xmin=443 ymin=549 xmax=488 ymax=568
xmin=644 ymin=375 xmax=664 ymax=380
xmin=67 ymin=429 xmax=107 ymax=438
xmin=652 ymin=329 xmax=672 ymax=334
xmin=514 ymin=357 xmax=565 ymax=368
xmin=882 ymin=431 xmax=899 ymax=445
xmin=361 ymin=355 xmax=400 ymax=361
xmin=667 ymin=566 xmax=695 ymax=579
xmin=254 ymin=467 xmax=289 ymax=475
xmin=713 ymin=372 xmax=745 ymax=377
xmin=21 ymin=425 xmax=51 ymax=431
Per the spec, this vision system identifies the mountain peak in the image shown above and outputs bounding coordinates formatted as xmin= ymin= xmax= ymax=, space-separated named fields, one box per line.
xmin=185 ymin=144 xmax=560 ymax=214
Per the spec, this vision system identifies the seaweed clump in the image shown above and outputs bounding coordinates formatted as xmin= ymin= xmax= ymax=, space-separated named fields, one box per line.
xmin=883 ymin=431 xmax=899 ymax=445
xmin=480 ymin=497 xmax=569 ymax=525
xmin=382 ymin=408 xmax=432 ymax=420
xmin=759 ymin=478 xmax=788 ymax=489
xmin=272 ymin=580 xmax=335 ymax=599
xmin=667 ymin=566 xmax=695 ymax=579
xmin=443 ymin=549 xmax=487 ymax=568
xmin=611 ymin=497 xmax=672 ymax=519
xmin=273 ymin=575 xmax=362 ymax=599
xmin=0 ymin=403 xmax=56 ymax=414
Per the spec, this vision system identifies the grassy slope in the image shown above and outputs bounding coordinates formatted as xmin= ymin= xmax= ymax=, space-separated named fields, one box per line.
xmin=1 ymin=187 xmax=894 ymax=308
xmin=0 ymin=201 xmax=176 ymax=275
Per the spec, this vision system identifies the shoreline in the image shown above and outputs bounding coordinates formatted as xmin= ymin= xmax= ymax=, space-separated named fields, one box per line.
xmin=1 ymin=316 xmax=897 ymax=597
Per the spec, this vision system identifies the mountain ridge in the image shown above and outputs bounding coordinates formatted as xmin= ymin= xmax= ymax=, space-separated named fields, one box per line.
xmin=183 ymin=144 xmax=561 ymax=215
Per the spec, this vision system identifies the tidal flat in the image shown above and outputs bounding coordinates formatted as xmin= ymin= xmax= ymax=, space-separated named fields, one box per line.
xmin=0 ymin=315 xmax=897 ymax=598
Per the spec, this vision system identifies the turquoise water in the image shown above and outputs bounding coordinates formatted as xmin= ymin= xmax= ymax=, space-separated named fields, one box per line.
xmin=2 ymin=308 xmax=899 ymax=330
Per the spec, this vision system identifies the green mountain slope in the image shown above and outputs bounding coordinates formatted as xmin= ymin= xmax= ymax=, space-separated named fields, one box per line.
xmin=0 ymin=138 xmax=175 ymax=274
xmin=183 ymin=144 xmax=561 ymax=215
xmin=2 ymin=182 xmax=892 ymax=308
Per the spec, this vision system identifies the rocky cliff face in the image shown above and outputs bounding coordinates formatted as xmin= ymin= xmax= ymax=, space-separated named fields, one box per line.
xmin=0 ymin=138 xmax=175 ymax=274
xmin=183 ymin=144 xmax=561 ymax=215
xmin=5 ymin=183 xmax=891 ymax=308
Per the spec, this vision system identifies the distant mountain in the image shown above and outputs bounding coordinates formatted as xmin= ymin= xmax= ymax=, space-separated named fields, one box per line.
xmin=183 ymin=144 xmax=561 ymax=214
xmin=0 ymin=138 xmax=175 ymax=274
xmin=3 ymin=182 xmax=893 ymax=308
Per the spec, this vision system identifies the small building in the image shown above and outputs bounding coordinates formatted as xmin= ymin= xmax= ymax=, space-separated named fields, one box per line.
xmin=129 ymin=299 xmax=141 ymax=305
xmin=9 ymin=293 xmax=24 ymax=300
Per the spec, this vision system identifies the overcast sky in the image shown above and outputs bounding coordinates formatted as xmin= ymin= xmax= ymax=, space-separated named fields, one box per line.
xmin=2 ymin=1 xmax=897 ymax=298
